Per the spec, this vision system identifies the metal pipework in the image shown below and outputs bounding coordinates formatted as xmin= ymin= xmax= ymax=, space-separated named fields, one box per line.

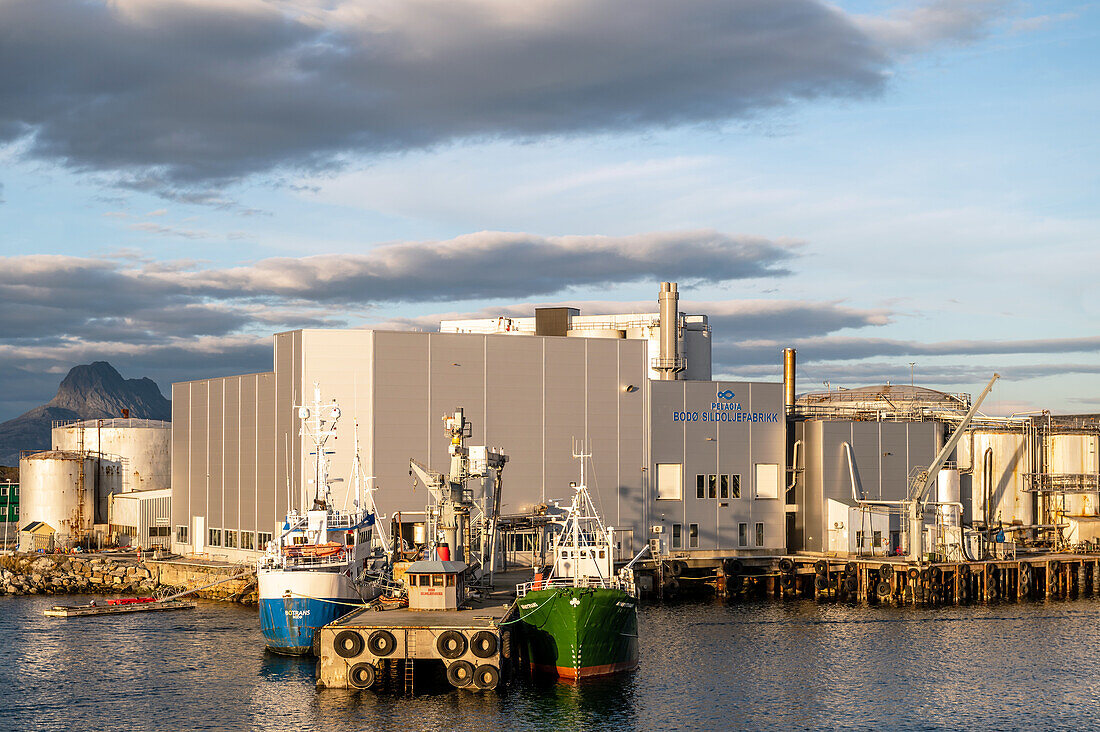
xmin=783 ymin=348 xmax=797 ymax=412
xmin=657 ymin=281 xmax=680 ymax=380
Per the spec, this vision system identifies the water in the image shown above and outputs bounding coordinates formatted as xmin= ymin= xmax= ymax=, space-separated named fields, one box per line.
xmin=3 ymin=594 xmax=1100 ymax=731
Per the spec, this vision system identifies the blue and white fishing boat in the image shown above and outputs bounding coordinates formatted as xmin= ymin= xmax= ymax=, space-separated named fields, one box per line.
xmin=257 ymin=386 xmax=384 ymax=655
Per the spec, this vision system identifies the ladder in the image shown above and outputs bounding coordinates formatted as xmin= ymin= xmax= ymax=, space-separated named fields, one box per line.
xmin=404 ymin=631 xmax=415 ymax=695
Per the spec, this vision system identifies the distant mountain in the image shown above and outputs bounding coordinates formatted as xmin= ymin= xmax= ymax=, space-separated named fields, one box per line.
xmin=0 ymin=362 xmax=171 ymax=467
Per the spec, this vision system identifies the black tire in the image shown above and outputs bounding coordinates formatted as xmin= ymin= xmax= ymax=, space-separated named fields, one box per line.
xmin=958 ymin=564 xmax=971 ymax=578
xmin=473 ymin=665 xmax=500 ymax=691
xmin=312 ymin=629 xmax=323 ymax=657
xmin=437 ymin=630 xmax=467 ymax=659
xmin=920 ymin=569 xmax=931 ymax=582
xmin=446 ymin=660 xmax=475 ymax=688
xmin=668 ymin=560 xmax=686 ymax=578
xmin=501 ymin=630 xmax=512 ymax=660
xmin=843 ymin=575 xmax=858 ymax=592
xmin=879 ymin=564 xmax=894 ymax=580
xmin=348 ymin=662 xmax=377 ymax=689
xmin=931 ymin=566 xmax=943 ymax=582
xmin=814 ymin=560 xmax=829 ymax=575
xmin=814 ymin=575 xmax=828 ymax=591
xmin=1050 ymin=560 xmax=1061 ymax=573
xmin=845 ymin=562 xmax=858 ymax=576
xmin=875 ymin=580 xmax=891 ymax=597
xmin=470 ymin=631 xmax=498 ymax=659
xmin=780 ymin=574 xmax=796 ymax=591
xmin=725 ymin=559 xmax=745 ymax=576
xmin=334 ymin=630 xmax=365 ymax=659
xmin=367 ymin=630 xmax=397 ymax=657
xmin=778 ymin=558 xmax=795 ymax=574
xmin=664 ymin=577 xmax=681 ymax=595
xmin=907 ymin=567 xmax=920 ymax=581
xmin=989 ymin=566 xmax=1001 ymax=581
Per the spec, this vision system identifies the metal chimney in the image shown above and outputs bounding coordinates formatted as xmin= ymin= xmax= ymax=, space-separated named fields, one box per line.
xmin=782 ymin=348 xmax=796 ymax=412
xmin=657 ymin=282 xmax=681 ymax=380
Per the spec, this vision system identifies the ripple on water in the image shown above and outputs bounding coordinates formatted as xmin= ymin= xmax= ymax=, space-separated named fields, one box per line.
xmin=2 ymin=594 xmax=1100 ymax=731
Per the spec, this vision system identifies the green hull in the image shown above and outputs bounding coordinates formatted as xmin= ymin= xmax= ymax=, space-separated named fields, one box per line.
xmin=515 ymin=586 xmax=638 ymax=679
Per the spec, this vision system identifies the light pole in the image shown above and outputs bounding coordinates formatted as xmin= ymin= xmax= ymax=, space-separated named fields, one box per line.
xmin=909 ymin=362 xmax=916 ymax=388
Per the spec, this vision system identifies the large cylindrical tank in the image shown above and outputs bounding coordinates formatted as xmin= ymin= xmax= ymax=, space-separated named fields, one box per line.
xmin=1051 ymin=434 xmax=1100 ymax=516
xmin=937 ymin=469 xmax=961 ymax=527
xmin=51 ymin=419 xmax=170 ymax=493
xmin=957 ymin=430 xmax=1034 ymax=526
xmin=18 ymin=451 xmax=97 ymax=549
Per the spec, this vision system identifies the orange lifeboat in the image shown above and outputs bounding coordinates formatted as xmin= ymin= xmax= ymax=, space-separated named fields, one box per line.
xmin=283 ymin=541 xmax=344 ymax=558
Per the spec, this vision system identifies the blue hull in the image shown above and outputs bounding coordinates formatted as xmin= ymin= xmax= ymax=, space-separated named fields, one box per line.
xmin=260 ymin=596 xmax=353 ymax=655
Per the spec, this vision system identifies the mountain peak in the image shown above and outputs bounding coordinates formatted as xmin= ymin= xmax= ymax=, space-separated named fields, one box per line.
xmin=0 ymin=361 xmax=171 ymax=465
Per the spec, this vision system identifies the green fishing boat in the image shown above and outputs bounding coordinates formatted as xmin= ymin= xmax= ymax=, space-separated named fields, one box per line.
xmin=515 ymin=450 xmax=646 ymax=679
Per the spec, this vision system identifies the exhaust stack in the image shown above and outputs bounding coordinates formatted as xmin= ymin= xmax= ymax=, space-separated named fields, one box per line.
xmin=783 ymin=348 xmax=796 ymax=412
xmin=656 ymin=282 xmax=683 ymax=380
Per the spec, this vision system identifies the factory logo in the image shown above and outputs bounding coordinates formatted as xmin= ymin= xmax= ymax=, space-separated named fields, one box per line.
xmin=717 ymin=390 xmax=735 ymax=400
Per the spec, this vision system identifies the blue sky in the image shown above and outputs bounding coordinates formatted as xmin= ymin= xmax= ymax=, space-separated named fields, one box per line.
xmin=0 ymin=0 xmax=1097 ymax=422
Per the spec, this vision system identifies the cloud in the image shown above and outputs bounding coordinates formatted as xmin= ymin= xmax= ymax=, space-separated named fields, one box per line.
xmin=0 ymin=0 xmax=1006 ymax=191
xmin=714 ymin=334 xmax=1100 ymax=369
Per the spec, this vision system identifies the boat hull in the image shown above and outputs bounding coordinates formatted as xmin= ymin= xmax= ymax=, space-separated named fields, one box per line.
xmin=258 ymin=569 xmax=361 ymax=655
xmin=516 ymin=586 xmax=638 ymax=679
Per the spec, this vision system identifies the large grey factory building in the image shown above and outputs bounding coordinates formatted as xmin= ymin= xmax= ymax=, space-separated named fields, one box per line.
xmin=170 ymin=283 xmax=785 ymax=562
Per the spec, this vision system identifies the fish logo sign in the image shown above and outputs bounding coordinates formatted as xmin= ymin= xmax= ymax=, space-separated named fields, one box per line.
xmin=717 ymin=389 xmax=736 ymax=400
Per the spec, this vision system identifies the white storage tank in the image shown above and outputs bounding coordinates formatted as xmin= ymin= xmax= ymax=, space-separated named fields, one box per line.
xmin=18 ymin=451 xmax=97 ymax=550
xmin=957 ymin=430 xmax=1034 ymax=526
xmin=52 ymin=419 xmax=170 ymax=493
xmin=1051 ymin=433 xmax=1100 ymax=516
xmin=937 ymin=469 xmax=961 ymax=527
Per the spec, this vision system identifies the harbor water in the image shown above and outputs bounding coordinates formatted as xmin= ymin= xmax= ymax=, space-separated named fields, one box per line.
xmin=3 ymin=594 xmax=1100 ymax=730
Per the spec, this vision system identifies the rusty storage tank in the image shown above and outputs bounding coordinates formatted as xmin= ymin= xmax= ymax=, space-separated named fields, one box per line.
xmin=51 ymin=419 xmax=170 ymax=493
xmin=18 ymin=451 xmax=97 ymax=550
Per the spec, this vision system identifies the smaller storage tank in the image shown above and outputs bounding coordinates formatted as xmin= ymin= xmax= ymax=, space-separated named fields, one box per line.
xmin=51 ymin=418 xmax=170 ymax=493
xmin=937 ymin=469 xmax=961 ymax=527
xmin=18 ymin=451 xmax=97 ymax=550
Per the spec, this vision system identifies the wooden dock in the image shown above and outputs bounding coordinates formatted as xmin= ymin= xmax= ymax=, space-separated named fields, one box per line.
xmin=316 ymin=598 xmax=517 ymax=693
xmin=681 ymin=553 xmax=1100 ymax=606
xmin=44 ymin=600 xmax=196 ymax=617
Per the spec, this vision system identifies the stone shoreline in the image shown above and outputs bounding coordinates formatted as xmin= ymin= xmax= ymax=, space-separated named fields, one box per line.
xmin=0 ymin=553 xmax=257 ymax=604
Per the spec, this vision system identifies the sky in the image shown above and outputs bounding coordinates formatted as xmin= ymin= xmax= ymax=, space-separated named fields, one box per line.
xmin=0 ymin=0 xmax=1097 ymax=422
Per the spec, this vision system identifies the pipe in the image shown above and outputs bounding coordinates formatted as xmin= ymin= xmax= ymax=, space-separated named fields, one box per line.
xmin=983 ymin=447 xmax=993 ymax=527
xmin=657 ymin=282 xmax=680 ymax=380
xmin=783 ymin=348 xmax=797 ymax=412
xmin=787 ymin=440 xmax=802 ymax=493
xmin=844 ymin=442 xmax=906 ymax=505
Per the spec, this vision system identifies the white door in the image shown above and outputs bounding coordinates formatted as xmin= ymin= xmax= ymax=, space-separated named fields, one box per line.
xmin=826 ymin=499 xmax=848 ymax=553
xmin=194 ymin=516 xmax=205 ymax=554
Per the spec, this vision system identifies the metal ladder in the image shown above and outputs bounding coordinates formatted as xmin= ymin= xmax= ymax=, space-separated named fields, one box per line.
xmin=404 ymin=631 xmax=415 ymax=695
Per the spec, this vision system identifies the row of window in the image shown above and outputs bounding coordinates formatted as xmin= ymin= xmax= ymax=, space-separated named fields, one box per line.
xmin=0 ymin=485 xmax=19 ymax=497
xmin=182 ymin=526 xmax=271 ymax=551
xmin=671 ymin=522 xmax=765 ymax=549
xmin=697 ymin=474 xmax=741 ymax=499
xmin=656 ymin=463 xmax=780 ymax=501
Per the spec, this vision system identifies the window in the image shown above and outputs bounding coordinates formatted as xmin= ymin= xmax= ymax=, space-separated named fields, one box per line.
xmin=689 ymin=523 xmax=699 ymax=548
xmin=258 ymin=532 xmax=272 ymax=548
xmin=445 ymin=575 xmax=456 ymax=587
xmin=176 ymin=525 xmax=188 ymax=544
xmin=738 ymin=523 xmax=748 ymax=547
xmin=419 ymin=575 xmax=430 ymax=587
xmin=208 ymin=528 xmax=222 ymax=547
xmin=755 ymin=523 xmax=765 ymax=547
xmin=148 ymin=526 xmax=170 ymax=538
xmin=0 ymin=486 xmax=6 ymax=496
xmin=672 ymin=524 xmax=682 ymax=549
xmin=708 ymin=475 xmax=717 ymax=499
xmin=293 ymin=535 xmax=307 ymax=545
xmin=755 ymin=463 xmax=780 ymax=499
xmin=873 ymin=531 xmax=883 ymax=548
xmin=720 ymin=475 xmax=729 ymax=499
xmin=345 ymin=532 xmax=355 ymax=546
xmin=697 ymin=474 xmax=705 ymax=499
xmin=656 ymin=463 xmax=683 ymax=500
xmin=730 ymin=474 xmax=741 ymax=499
xmin=432 ymin=575 xmax=444 ymax=587
xmin=241 ymin=532 xmax=255 ymax=550
xmin=225 ymin=530 xmax=238 ymax=549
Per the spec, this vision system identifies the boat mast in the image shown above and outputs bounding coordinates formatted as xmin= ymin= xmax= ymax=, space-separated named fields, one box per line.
xmin=295 ymin=383 xmax=341 ymax=511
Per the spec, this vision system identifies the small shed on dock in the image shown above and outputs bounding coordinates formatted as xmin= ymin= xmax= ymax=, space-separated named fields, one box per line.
xmin=21 ymin=521 xmax=56 ymax=552
xmin=404 ymin=560 xmax=466 ymax=610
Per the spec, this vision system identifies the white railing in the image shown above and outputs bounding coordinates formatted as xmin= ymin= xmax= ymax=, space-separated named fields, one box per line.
xmin=516 ymin=575 xmax=620 ymax=597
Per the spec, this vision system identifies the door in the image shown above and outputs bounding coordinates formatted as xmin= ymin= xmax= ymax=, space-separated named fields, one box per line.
xmin=194 ymin=516 xmax=205 ymax=554
xmin=613 ymin=529 xmax=634 ymax=561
